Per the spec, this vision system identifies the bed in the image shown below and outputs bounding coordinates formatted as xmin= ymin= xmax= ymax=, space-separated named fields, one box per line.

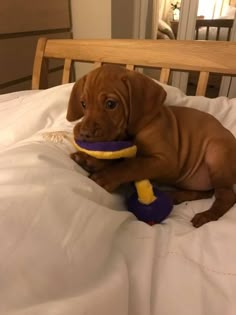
xmin=0 ymin=38 xmax=236 ymax=315
xmin=195 ymin=1 xmax=236 ymax=41
xmin=195 ymin=18 xmax=234 ymax=41
xmin=170 ymin=18 xmax=234 ymax=41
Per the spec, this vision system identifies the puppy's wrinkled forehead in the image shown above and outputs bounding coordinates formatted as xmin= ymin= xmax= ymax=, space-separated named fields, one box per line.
xmin=84 ymin=65 xmax=128 ymax=97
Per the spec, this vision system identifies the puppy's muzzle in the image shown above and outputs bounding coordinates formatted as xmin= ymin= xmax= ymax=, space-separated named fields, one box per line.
xmin=79 ymin=125 xmax=103 ymax=141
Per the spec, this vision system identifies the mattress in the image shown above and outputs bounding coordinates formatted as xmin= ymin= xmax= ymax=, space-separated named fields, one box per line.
xmin=0 ymin=83 xmax=236 ymax=315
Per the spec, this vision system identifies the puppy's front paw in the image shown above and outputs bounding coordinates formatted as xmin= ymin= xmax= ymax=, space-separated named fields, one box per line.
xmin=70 ymin=152 xmax=83 ymax=164
xmin=90 ymin=170 xmax=119 ymax=192
xmin=70 ymin=151 xmax=91 ymax=172
xmin=70 ymin=152 xmax=112 ymax=173
xmin=191 ymin=210 xmax=218 ymax=228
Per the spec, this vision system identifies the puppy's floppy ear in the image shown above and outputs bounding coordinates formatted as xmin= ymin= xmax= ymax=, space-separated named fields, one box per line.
xmin=123 ymin=71 xmax=167 ymax=134
xmin=66 ymin=75 xmax=87 ymax=122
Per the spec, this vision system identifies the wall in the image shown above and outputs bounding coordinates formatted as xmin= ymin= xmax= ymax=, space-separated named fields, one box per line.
xmin=111 ymin=0 xmax=134 ymax=38
xmin=71 ymin=0 xmax=111 ymax=78
xmin=70 ymin=0 xmax=154 ymax=79
xmin=71 ymin=0 xmax=111 ymax=39
xmin=71 ymin=0 xmax=153 ymax=40
xmin=111 ymin=0 xmax=153 ymax=39
xmin=0 ymin=0 xmax=71 ymax=94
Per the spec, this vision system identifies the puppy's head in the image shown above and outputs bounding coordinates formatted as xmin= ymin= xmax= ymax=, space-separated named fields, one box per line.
xmin=67 ymin=65 xmax=166 ymax=141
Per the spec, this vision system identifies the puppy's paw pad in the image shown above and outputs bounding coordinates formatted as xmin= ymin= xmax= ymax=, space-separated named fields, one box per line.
xmin=70 ymin=152 xmax=82 ymax=163
xmin=191 ymin=211 xmax=217 ymax=228
xmin=90 ymin=172 xmax=117 ymax=192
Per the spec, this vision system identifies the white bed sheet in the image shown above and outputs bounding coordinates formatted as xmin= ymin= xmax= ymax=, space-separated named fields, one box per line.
xmin=0 ymin=83 xmax=236 ymax=315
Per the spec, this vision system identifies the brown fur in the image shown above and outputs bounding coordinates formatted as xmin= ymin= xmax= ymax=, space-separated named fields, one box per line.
xmin=67 ymin=65 xmax=236 ymax=227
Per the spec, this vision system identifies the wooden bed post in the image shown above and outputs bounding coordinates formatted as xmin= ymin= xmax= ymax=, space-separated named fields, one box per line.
xmin=32 ymin=37 xmax=48 ymax=89
xmin=62 ymin=58 xmax=73 ymax=84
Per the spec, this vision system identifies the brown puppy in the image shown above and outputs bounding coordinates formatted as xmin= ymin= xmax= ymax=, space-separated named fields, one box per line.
xmin=67 ymin=65 xmax=236 ymax=227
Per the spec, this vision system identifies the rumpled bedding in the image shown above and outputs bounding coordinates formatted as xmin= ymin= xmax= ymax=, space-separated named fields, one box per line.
xmin=0 ymin=83 xmax=236 ymax=315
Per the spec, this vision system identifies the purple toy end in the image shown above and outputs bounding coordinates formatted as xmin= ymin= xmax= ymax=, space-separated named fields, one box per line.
xmin=75 ymin=140 xmax=134 ymax=152
xmin=127 ymin=187 xmax=173 ymax=224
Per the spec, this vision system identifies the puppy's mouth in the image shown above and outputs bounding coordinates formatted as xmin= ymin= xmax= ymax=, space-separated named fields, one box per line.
xmin=77 ymin=135 xmax=111 ymax=142
xmin=77 ymin=134 xmax=126 ymax=143
xmin=77 ymin=129 xmax=129 ymax=143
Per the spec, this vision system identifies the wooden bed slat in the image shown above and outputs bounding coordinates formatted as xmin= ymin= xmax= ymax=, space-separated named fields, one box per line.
xmin=227 ymin=28 xmax=232 ymax=41
xmin=32 ymin=37 xmax=48 ymax=89
xmin=93 ymin=62 xmax=102 ymax=69
xmin=216 ymin=27 xmax=220 ymax=41
xmin=206 ymin=26 xmax=210 ymax=40
xmin=196 ymin=28 xmax=199 ymax=40
xmin=126 ymin=64 xmax=135 ymax=70
xmin=62 ymin=58 xmax=72 ymax=84
xmin=196 ymin=71 xmax=210 ymax=96
xmin=159 ymin=68 xmax=170 ymax=84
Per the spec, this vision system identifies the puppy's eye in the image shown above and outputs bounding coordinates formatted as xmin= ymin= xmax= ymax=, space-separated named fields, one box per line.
xmin=105 ymin=100 xmax=117 ymax=110
xmin=81 ymin=101 xmax=86 ymax=109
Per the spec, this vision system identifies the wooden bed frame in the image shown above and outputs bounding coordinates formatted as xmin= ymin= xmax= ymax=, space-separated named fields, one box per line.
xmin=32 ymin=38 xmax=236 ymax=97
xmin=195 ymin=19 xmax=234 ymax=41
xmin=171 ymin=19 xmax=234 ymax=40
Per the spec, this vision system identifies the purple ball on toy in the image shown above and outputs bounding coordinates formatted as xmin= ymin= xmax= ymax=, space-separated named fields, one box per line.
xmin=127 ymin=187 xmax=173 ymax=224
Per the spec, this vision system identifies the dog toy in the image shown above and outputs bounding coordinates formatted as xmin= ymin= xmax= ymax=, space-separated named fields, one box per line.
xmin=74 ymin=139 xmax=173 ymax=225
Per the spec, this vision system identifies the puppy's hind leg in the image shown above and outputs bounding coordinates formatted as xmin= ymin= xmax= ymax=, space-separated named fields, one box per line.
xmin=191 ymin=141 xmax=236 ymax=228
xmin=165 ymin=190 xmax=214 ymax=205
xmin=191 ymin=188 xmax=236 ymax=228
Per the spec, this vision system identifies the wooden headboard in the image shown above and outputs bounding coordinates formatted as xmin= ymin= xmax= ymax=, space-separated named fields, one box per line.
xmin=0 ymin=0 xmax=71 ymax=94
xmin=32 ymin=38 xmax=236 ymax=97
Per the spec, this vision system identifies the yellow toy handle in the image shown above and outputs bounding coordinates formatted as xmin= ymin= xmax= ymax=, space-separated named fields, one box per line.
xmin=74 ymin=139 xmax=156 ymax=204
xmin=135 ymin=180 xmax=157 ymax=205
xmin=73 ymin=141 xmax=137 ymax=159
